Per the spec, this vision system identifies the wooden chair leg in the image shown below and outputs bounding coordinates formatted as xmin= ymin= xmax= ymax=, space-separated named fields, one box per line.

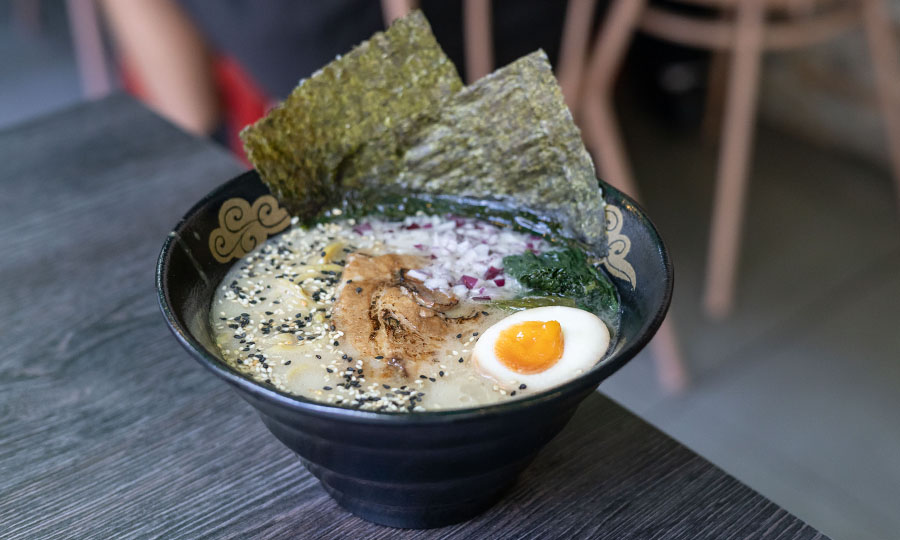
xmin=578 ymin=0 xmax=689 ymax=391
xmin=558 ymin=0 xmax=599 ymax=113
xmin=652 ymin=316 xmax=688 ymax=394
xmin=703 ymin=0 xmax=764 ymax=319
xmin=860 ymin=0 xmax=900 ymax=213
xmin=463 ymin=0 xmax=494 ymax=84
xmin=380 ymin=0 xmax=416 ymax=27
xmin=65 ymin=0 xmax=112 ymax=99
xmin=580 ymin=0 xmax=646 ymax=199
xmin=701 ymin=50 xmax=730 ymax=142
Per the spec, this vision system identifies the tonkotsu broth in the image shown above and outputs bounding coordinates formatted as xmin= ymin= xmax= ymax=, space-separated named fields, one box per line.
xmin=210 ymin=212 xmax=557 ymax=412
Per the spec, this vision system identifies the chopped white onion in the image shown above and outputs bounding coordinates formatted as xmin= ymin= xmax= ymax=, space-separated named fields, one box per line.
xmin=352 ymin=213 xmax=550 ymax=302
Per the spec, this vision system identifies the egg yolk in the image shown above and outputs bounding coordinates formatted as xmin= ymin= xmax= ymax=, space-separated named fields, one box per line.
xmin=494 ymin=320 xmax=564 ymax=374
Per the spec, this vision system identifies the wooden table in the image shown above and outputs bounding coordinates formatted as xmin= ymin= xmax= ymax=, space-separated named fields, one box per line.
xmin=0 ymin=96 xmax=828 ymax=539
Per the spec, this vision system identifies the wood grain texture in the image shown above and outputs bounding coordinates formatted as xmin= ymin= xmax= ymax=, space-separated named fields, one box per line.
xmin=0 ymin=96 xmax=827 ymax=540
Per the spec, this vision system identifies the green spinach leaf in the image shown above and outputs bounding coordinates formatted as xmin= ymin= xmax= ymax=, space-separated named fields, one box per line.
xmin=503 ymin=248 xmax=619 ymax=319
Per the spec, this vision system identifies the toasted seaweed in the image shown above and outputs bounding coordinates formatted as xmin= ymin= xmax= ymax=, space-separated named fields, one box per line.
xmin=392 ymin=51 xmax=605 ymax=248
xmin=242 ymin=12 xmax=606 ymax=250
xmin=239 ymin=11 xmax=462 ymax=219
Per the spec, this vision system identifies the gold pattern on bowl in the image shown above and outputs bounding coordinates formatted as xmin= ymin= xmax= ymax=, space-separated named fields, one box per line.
xmin=600 ymin=205 xmax=636 ymax=289
xmin=209 ymin=195 xmax=291 ymax=263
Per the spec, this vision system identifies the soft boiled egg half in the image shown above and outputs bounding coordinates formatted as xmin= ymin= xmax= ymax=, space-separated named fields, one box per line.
xmin=471 ymin=306 xmax=611 ymax=392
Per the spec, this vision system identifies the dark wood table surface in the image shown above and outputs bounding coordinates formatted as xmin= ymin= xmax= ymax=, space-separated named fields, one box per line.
xmin=0 ymin=96 xmax=828 ymax=539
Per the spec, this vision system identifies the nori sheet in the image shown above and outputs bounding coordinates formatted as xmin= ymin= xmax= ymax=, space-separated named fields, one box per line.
xmin=392 ymin=50 xmax=605 ymax=247
xmin=239 ymin=11 xmax=462 ymax=218
xmin=241 ymin=12 xmax=606 ymax=250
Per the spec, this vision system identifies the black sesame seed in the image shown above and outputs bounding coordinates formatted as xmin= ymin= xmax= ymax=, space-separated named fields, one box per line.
xmin=375 ymin=355 xmax=384 ymax=360
xmin=458 ymin=357 xmax=464 ymax=363
xmin=323 ymin=386 xmax=333 ymax=391
xmin=429 ymin=377 xmax=436 ymax=382
xmin=419 ymin=375 xmax=427 ymax=379
xmin=473 ymin=332 xmax=479 ymax=336
xmin=334 ymin=341 xmax=340 ymax=346
xmin=456 ymin=333 xmax=462 ymax=339
xmin=519 ymin=384 xmax=527 ymax=390
xmin=439 ymin=371 xmax=444 ymax=377
xmin=383 ymin=384 xmax=391 ymax=389
xmin=510 ymin=391 xmax=517 ymax=396
xmin=355 ymin=287 xmax=362 ymax=294
xmin=285 ymin=361 xmax=292 ymax=365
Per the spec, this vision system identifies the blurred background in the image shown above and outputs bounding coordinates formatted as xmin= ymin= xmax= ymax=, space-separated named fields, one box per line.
xmin=2 ymin=1 xmax=899 ymax=538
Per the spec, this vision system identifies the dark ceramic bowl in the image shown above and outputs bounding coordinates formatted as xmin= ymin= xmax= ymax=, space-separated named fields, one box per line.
xmin=156 ymin=170 xmax=672 ymax=528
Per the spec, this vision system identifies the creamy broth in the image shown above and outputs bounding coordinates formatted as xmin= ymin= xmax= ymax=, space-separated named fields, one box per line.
xmin=210 ymin=213 xmax=553 ymax=412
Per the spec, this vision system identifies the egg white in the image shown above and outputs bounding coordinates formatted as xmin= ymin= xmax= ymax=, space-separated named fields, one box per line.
xmin=471 ymin=306 xmax=610 ymax=392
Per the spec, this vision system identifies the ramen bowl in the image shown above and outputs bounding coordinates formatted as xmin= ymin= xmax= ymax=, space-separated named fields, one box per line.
xmin=156 ymin=170 xmax=672 ymax=528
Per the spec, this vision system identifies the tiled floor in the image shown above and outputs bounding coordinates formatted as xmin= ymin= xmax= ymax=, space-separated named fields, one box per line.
xmin=4 ymin=8 xmax=900 ymax=540
xmin=601 ymin=99 xmax=900 ymax=540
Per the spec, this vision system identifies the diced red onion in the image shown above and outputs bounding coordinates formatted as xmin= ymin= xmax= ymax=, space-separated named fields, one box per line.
xmin=472 ymin=296 xmax=491 ymax=301
xmin=494 ymin=278 xmax=505 ymax=287
xmin=461 ymin=275 xmax=478 ymax=289
xmin=353 ymin=222 xmax=372 ymax=235
xmin=484 ymin=266 xmax=502 ymax=280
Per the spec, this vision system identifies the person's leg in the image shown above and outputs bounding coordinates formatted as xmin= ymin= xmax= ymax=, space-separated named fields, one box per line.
xmin=99 ymin=0 xmax=220 ymax=136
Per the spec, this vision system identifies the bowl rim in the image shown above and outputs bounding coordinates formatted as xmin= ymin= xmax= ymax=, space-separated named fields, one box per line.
xmin=156 ymin=172 xmax=673 ymax=425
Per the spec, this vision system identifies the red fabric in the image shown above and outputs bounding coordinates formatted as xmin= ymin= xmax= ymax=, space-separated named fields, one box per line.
xmin=120 ymin=55 xmax=270 ymax=163
xmin=213 ymin=56 xmax=269 ymax=162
